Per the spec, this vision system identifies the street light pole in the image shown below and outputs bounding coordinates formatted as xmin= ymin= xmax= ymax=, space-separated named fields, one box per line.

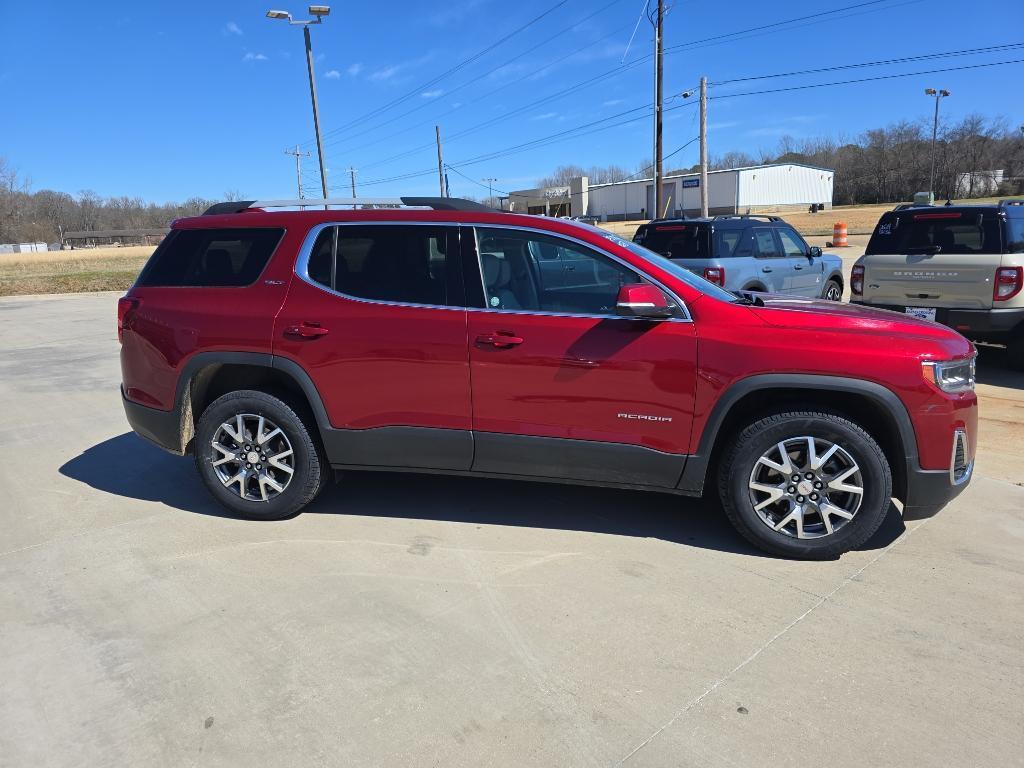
xmin=268 ymin=7 xmax=331 ymax=202
xmin=925 ymin=87 xmax=950 ymax=197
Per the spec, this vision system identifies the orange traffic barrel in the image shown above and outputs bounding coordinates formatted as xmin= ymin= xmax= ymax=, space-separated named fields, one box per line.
xmin=832 ymin=221 xmax=849 ymax=247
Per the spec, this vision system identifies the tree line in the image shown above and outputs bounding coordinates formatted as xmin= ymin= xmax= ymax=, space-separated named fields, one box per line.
xmin=541 ymin=114 xmax=1024 ymax=205
xmin=2 ymin=114 xmax=1022 ymax=244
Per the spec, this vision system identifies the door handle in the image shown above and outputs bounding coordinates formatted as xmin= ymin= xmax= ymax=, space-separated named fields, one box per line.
xmin=475 ymin=332 xmax=524 ymax=348
xmin=793 ymin=265 xmax=804 ymax=270
xmin=284 ymin=322 xmax=329 ymax=339
xmin=762 ymin=266 xmax=773 ymax=273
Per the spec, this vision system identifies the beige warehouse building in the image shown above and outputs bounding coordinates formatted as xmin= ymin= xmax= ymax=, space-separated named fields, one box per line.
xmin=502 ymin=163 xmax=835 ymax=221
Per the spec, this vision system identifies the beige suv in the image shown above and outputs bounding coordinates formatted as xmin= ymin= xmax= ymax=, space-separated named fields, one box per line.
xmin=851 ymin=200 xmax=1024 ymax=369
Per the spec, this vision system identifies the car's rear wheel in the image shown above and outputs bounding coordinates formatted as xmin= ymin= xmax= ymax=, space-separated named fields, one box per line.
xmin=717 ymin=411 xmax=892 ymax=559
xmin=822 ymin=279 xmax=843 ymax=301
xmin=195 ymin=390 xmax=325 ymax=520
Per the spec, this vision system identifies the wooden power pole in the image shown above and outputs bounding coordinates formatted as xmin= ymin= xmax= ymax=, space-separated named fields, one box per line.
xmin=348 ymin=167 xmax=358 ymax=198
xmin=284 ymin=145 xmax=310 ymax=199
xmin=699 ymin=76 xmax=709 ymax=217
xmin=652 ymin=0 xmax=664 ymax=219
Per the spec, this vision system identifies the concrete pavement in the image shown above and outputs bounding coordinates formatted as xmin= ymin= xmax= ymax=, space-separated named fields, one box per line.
xmin=1 ymin=292 xmax=1022 ymax=767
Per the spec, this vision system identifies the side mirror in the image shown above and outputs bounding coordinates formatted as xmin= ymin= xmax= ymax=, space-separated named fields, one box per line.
xmin=808 ymin=246 xmax=822 ymax=258
xmin=615 ymin=283 xmax=673 ymax=319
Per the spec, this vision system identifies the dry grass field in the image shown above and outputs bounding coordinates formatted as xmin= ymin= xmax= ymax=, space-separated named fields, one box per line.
xmin=0 ymin=246 xmax=154 ymax=297
xmin=1 ymin=196 xmax=1013 ymax=297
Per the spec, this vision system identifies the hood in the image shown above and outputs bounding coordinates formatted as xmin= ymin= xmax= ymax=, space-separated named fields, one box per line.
xmin=747 ymin=296 xmax=972 ymax=350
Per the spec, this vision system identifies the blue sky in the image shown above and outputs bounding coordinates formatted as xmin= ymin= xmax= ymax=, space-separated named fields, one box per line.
xmin=1 ymin=0 xmax=1021 ymax=202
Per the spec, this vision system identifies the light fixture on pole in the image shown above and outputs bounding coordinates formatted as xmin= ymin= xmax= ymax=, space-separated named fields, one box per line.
xmin=267 ymin=6 xmax=331 ymax=202
xmin=924 ymin=88 xmax=950 ymax=197
xmin=482 ymin=178 xmax=498 ymax=208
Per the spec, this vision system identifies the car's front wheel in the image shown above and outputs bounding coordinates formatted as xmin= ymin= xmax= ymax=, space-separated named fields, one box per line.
xmin=194 ymin=390 xmax=325 ymax=520
xmin=717 ymin=411 xmax=892 ymax=559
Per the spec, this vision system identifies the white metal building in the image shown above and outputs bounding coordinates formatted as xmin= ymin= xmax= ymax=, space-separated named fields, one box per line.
xmin=502 ymin=163 xmax=834 ymax=221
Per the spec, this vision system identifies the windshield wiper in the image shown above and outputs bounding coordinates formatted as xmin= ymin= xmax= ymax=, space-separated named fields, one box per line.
xmin=904 ymin=245 xmax=942 ymax=255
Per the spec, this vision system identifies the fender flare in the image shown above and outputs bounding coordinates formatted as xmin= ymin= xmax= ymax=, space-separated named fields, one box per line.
xmin=677 ymin=374 xmax=919 ymax=494
xmin=172 ymin=351 xmax=332 ymax=432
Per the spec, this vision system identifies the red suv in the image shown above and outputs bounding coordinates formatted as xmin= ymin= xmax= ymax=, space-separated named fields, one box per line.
xmin=119 ymin=198 xmax=978 ymax=559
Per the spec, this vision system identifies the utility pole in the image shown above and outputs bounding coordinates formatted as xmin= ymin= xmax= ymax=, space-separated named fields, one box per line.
xmin=483 ymin=178 xmax=498 ymax=208
xmin=435 ymin=125 xmax=447 ymax=197
xmin=284 ymin=145 xmax=310 ymax=198
xmin=651 ymin=0 xmax=665 ymax=219
xmin=925 ymin=88 xmax=950 ymax=196
xmin=348 ymin=167 xmax=358 ymax=198
xmin=699 ymin=76 xmax=709 ymax=218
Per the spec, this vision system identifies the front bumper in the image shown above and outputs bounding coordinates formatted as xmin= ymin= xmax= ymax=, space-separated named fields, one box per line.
xmin=902 ymin=429 xmax=973 ymax=520
xmin=121 ymin=387 xmax=184 ymax=455
xmin=852 ymin=302 xmax=1024 ymax=337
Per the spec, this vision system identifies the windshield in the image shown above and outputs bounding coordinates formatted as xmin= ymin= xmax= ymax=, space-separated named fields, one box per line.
xmin=866 ymin=210 xmax=1003 ymax=255
xmin=584 ymin=225 xmax=738 ymax=303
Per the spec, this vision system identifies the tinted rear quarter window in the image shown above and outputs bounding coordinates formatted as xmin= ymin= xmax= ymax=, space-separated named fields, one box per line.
xmin=637 ymin=224 xmax=710 ymax=259
xmin=137 ymin=228 xmax=284 ymax=287
xmin=866 ymin=211 xmax=1002 ymax=255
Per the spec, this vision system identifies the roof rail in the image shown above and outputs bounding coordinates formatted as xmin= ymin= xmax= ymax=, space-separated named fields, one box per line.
xmin=711 ymin=214 xmax=781 ymax=222
xmin=201 ymin=197 xmax=495 ymax=216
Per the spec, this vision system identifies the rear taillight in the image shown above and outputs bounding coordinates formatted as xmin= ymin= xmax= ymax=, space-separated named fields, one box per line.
xmin=851 ymin=264 xmax=865 ymax=296
xmin=117 ymin=297 xmax=140 ymax=343
xmin=994 ymin=267 xmax=1023 ymax=302
xmin=703 ymin=267 xmax=725 ymax=286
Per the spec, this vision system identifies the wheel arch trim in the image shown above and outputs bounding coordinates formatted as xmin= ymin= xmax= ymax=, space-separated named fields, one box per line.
xmin=678 ymin=374 xmax=918 ymax=494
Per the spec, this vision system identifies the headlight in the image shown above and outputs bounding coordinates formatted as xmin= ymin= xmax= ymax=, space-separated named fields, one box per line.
xmin=922 ymin=356 xmax=975 ymax=393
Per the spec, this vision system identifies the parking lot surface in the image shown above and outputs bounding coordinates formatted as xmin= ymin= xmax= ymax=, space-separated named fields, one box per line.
xmin=1 ymin=292 xmax=1022 ymax=767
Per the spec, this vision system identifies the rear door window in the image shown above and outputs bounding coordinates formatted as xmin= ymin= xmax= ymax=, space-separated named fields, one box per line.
xmin=304 ymin=224 xmax=458 ymax=307
xmin=751 ymin=227 xmax=782 ymax=258
xmin=866 ymin=211 xmax=1003 ymax=255
xmin=137 ymin=228 xmax=284 ymax=287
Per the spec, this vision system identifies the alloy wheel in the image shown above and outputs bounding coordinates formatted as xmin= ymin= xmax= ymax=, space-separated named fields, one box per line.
xmin=824 ymin=283 xmax=842 ymax=301
xmin=210 ymin=413 xmax=295 ymax=502
xmin=747 ymin=436 xmax=864 ymax=539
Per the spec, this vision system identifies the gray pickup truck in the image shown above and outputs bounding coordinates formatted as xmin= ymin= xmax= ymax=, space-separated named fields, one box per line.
xmin=633 ymin=215 xmax=845 ymax=300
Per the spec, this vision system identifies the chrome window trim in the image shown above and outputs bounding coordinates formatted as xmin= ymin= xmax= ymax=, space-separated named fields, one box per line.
xmin=292 ymin=219 xmax=692 ymax=321
xmin=470 ymin=223 xmax=692 ymax=322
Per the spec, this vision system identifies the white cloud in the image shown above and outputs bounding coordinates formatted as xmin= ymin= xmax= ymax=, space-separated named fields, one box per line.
xmin=324 ymin=69 xmax=341 ymax=79
xmin=531 ymin=112 xmax=558 ymax=121
xmin=369 ymin=65 xmax=400 ymax=82
xmin=225 ymin=21 xmax=243 ymax=35
xmin=421 ymin=89 xmax=443 ymax=98
xmin=347 ymin=63 xmax=363 ymax=77
xmin=243 ymin=52 xmax=268 ymax=62
xmin=316 ymin=53 xmax=326 ymax=62
xmin=603 ymin=99 xmax=624 ymax=107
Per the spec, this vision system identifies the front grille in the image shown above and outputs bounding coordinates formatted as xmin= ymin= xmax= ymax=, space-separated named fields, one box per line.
xmin=950 ymin=430 xmax=972 ymax=486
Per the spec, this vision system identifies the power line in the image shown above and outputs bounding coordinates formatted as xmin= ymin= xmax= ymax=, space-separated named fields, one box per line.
xmin=331 ymin=0 xmax=913 ymax=173
xmin=302 ymin=0 xmax=571 ymax=148
xmin=318 ymin=0 xmax=627 ymax=153
xmin=710 ymin=57 xmax=1024 ymax=100
xmin=712 ymin=42 xmax=1024 ymax=85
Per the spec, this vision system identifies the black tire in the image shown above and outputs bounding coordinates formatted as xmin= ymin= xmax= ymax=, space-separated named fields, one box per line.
xmin=1006 ymin=333 xmax=1024 ymax=371
xmin=717 ymin=410 xmax=892 ymax=559
xmin=194 ymin=390 xmax=325 ymax=520
xmin=821 ymin=278 xmax=843 ymax=301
